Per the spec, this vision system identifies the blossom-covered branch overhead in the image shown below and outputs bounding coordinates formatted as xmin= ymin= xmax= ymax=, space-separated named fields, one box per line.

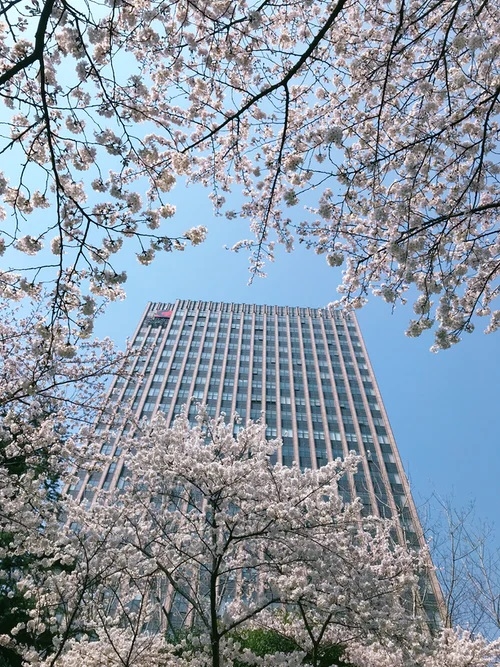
xmin=0 ymin=0 xmax=499 ymax=346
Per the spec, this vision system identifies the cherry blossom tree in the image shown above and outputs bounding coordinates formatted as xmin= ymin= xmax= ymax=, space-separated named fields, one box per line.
xmin=252 ymin=518 xmax=428 ymax=667
xmin=31 ymin=411 xmax=497 ymax=667
xmin=97 ymin=412 xmax=366 ymax=667
xmin=3 ymin=407 xmax=500 ymax=666
xmin=0 ymin=0 xmax=499 ymax=345
xmin=0 ymin=297 xmax=127 ymax=665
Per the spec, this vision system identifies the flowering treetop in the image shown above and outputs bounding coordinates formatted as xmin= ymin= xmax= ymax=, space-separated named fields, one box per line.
xmin=0 ymin=0 xmax=499 ymax=346
xmin=1 ymin=410 xmax=494 ymax=667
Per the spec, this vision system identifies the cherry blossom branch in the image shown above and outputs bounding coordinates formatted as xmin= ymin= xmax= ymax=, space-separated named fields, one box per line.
xmin=0 ymin=0 xmax=55 ymax=86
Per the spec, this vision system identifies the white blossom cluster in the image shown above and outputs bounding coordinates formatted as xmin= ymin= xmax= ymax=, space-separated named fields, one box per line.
xmin=184 ymin=225 xmax=209 ymax=246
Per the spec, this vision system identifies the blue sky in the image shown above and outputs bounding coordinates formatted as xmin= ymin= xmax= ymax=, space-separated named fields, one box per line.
xmin=93 ymin=192 xmax=500 ymax=542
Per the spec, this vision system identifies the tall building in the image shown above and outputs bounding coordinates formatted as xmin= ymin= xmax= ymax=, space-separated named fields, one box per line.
xmin=71 ymin=299 xmax=443 ymax=624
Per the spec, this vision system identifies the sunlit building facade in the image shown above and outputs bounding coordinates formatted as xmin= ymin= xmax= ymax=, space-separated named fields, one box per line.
xmin=71 ymin=299 xmax=443 ymax=624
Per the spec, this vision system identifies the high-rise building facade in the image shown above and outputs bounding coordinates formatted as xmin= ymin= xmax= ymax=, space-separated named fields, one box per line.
xmin=71 ymin=299 xmax=442 ymax=623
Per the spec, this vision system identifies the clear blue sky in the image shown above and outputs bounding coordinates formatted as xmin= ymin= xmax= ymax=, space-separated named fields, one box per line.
xmin=93 ymin=189 xmax=500 ymax=542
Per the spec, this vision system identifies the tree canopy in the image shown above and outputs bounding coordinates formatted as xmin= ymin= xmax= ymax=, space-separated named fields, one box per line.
xmin=0 ymin=0 xmax=499 ymax=346
xmin=1 ymin=405 xmax=499 ymax=666
xmin=0 ymin=299 xmax=124 ymax=666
